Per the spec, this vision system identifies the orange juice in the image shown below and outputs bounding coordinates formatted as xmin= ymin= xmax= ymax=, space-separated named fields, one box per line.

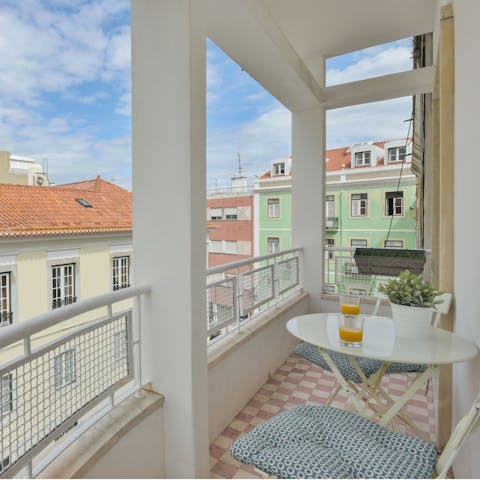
xmin=341 ymin=303 xmax=360 ymax=315
xmin=339 ymin=326 xmax=363 ymax=342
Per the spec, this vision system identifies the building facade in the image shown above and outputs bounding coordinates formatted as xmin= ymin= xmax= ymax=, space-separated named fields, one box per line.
xmin=207 ymin=177 xmax=254 ymax=269
xmin=0 ymin=151 xmax=50 ymax=186
xmin=254 ymin=141 xmax=417 ymax=256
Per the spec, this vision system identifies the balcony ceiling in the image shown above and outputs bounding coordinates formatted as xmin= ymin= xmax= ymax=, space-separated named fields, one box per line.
xmin=207 ymin=0 xmax=437 ymax=111
xmin=263 ymin=0 xmax=437 ymax=59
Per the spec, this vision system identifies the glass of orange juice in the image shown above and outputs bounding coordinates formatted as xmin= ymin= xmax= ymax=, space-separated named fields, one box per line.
xmin=338 ymin=314 xmax=365 ymax=348
xmin=339 ymin=294 xmax=360 ymax=316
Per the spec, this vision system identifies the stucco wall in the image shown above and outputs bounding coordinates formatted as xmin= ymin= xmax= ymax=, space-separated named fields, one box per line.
xmin=208 ymin=293 xmax=309 ymax=442
xmin=452 ymin=1 xmax=480 ymax=477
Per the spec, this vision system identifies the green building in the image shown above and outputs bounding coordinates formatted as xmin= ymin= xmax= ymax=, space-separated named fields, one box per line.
xmin=254 ymin=141 xmax=417 ymax=292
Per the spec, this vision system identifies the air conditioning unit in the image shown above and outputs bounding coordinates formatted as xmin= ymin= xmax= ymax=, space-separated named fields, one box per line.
xmin=33 ymin=173 xmax=49 ymax=186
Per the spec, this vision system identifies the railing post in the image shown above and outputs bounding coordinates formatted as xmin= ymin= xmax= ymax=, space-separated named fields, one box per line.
xmin=133 ymin=297 xmax=144 ymax=398
xmin=273 ymin=256 xmax=280 ymax=300
xmin=235 ymin=267 xmax=242 ymax=333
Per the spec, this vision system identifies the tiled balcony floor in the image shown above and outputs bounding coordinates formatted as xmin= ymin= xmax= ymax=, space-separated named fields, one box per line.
xmin=210 ymin=353 xmax=436 ymax=479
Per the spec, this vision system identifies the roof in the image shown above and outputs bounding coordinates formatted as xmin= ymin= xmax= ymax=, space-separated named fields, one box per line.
xmin=259 ymin=140 xmax=400 ymax=178
xmin=0 ymin=176 xmax=132 ymax=238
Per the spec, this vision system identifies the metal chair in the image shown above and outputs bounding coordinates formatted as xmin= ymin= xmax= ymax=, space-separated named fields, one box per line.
xmin=231 ymin=386 xmax=480 ymax=479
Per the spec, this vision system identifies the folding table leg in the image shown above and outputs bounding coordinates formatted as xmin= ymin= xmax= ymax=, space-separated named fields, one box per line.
xmin=379 ymin=365 xmax=437 ymax=427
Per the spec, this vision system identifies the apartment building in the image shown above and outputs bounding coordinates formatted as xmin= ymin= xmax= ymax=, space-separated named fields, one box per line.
xmin=0 ymin=151 xmax=49 ymax=186
xmin=206 ymin=176 xmax=254 ymax=269
xmin=254 ymin=140 xmax=416 ymax=256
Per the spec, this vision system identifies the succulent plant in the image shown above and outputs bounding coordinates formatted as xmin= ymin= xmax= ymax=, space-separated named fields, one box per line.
xmin=378 ymin=270 xmax=442 ymax=308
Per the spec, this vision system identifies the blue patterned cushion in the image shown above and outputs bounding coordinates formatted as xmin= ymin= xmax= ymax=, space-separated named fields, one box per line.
xmin=231 ymin=404 xmax=439 ymax=479
xmin=294 ymin=342 xmax=427 ymax=381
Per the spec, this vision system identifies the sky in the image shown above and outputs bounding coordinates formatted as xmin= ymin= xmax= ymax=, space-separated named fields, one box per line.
xmin=0 ymin=1 xmax=413 ymax=191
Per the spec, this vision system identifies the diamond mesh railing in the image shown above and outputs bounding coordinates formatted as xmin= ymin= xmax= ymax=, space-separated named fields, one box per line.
xmin=206 ymin=249 xmax=302 ymax=344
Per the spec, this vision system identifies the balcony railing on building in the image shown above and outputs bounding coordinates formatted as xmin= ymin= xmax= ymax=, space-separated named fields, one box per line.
xmin=324 ymin=246 xmax=398 ymax=295
xmin=0 ymin=286 xmax=149 ymax=478
xmin=325 ymin=217 xmax=339 ymax=230
xmin=0 ymin=312 xmax=13 ymax=327
xmin=206 ymin=248 xmax=303 ymax=344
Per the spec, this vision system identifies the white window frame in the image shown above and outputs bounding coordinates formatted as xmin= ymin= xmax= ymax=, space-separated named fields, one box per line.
xmin=51 ymin=263 xmax=76 ymax=309
xmin=384 ymin=240 xmax=404 ymax=249
xmin=224 ymin=207 xmax=238 ymax=220
xmin=388 ymin=146 xmax=406 ymax=163
xmin=224 ymin=241 xmax=238 ymax=255
xmin=267 ymin=198 xmax=280 ymax=219
xmin=267 ymin=237 xmax=280 ymax=254
xmin=209 ymin=208 xmax=223 ymax=220
xmin=325 ymin=195 xmax=335 ymax=217
xmin=114 ymin=330 xmax=128 ymax=361
xmin=351 ymin=193 xmax=368 ymax=217
xmin=1 ymin=374 xmax=13 ymax=416
xmin=354 ymin=151 xmax=371 ymax=167
xmin=351 ymin=239 xmax=368 ymax=248
xmin=272 ymin=162 xmax=285 ymax=176
xmin=0 ymin=272 xmax=12 ymax=327
xmin=0 ymin=456 xmax=9 ymax=474
xmin=385 ymin=191 xmax=404 ymax=216
xmin=210 ymin=240 xmax=222 ymax=254
xmin=54 ymin=349 xmax=76 ymax=390
xmin=113 ymin=256 xmax=130 ymax=291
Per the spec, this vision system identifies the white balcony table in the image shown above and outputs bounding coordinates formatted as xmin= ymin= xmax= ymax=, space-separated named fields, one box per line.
xmin=287 ymin=313 xmax=478 ymax=430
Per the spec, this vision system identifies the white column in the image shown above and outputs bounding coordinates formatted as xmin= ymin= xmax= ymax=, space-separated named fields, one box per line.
xmin=131 ymin=1 xmax=208 ymax=478
xmin=292 ymin=107 xmax=325 ymax=312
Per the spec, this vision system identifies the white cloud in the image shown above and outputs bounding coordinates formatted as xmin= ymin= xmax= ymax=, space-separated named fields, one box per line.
xmin=327 ymin=45 xmax=412 ymax=86
xmin=115 ymin=92 xmax=131 ymax=116
xmin=207 ymin=105 xmax=291 ymax=188
xmin=327 ymin=97 xmax=412 ymax=148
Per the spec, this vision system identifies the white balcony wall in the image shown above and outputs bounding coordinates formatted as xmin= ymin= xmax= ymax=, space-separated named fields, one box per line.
xmin=208 ymin=294 xmax=309 ymax=442
xmin=131 ymin=1 xmax=209 ymax=477
xmin=453 ymin=1 xmax=480 ymax=476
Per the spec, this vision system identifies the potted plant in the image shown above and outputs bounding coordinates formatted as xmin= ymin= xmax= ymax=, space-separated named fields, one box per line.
xmin=379 ymin=270 xmax=442 ymax=339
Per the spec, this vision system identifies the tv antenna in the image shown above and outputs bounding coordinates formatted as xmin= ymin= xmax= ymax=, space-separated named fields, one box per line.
xmin=235 ymin=152 xmax=243 ymax=178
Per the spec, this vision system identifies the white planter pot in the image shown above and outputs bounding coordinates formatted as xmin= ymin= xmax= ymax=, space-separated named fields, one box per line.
xmin=390 ymin=303 xmax=434 ymax=339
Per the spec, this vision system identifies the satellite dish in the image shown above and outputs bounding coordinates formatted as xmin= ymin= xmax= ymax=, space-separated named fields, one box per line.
xmin=36 ymin=176 xmax=44 ymax=186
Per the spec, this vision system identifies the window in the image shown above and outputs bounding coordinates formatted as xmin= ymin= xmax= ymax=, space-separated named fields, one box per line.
xmin=385 ymin=240 xmax=404 ymax=249
xmin=351 ymin=193 xmax=368 ymax=216
xmin=354 ymin=151 xmax=371 ymax=167
xmin=325 ymin=238 xmax=334 ymax=260
xmin=51 ymin=264 xmax=76 ymax=309
xmin=210 ymin=240 xmax=222 ymax=254
xmin=388 ymin=146 xmax=406 ymax=163
xmin=325 ymin=195 xmax=335 ymax=217
xmin=273 ymin=162 xmax=285 ymax=176
xmin=267 ymin=198 xmax=280 ymax=218
xmin=224 ymin=207 xmax=237 ymax=220
xmin=114 ymin=330 xmax=128 ymax=361
xmin=351 ymin=239 xmax=367 ymax=248
xmin=210 ymin=208 xmax=223 ymax=220
xmin=267 ymin=237 xmax=280 ymax=254
xmin=0 ymin=272 xmax=12 ymax=326
xmin=1 ymin=374 xmax=12 ymax=416
xmin=113 ymin=256 xmax=130 ymax=291
xmin=54 ymin=350 xmax=76 ymax=389
xmin=224 ymin=241 xmax=237 ymax=255
xmin=385 ymin=191 xmax=403 ymax=216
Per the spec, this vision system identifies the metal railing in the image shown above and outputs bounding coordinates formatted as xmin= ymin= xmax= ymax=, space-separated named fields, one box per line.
xmin=206 ymin=249 xmax=302 ymax=344
xmin=324 ymin=246 xmax=396 ymax=295
xmin=0 ymin=285 xmax=150 ymax=478
xmin=325 ymin=217 xmax=339 ymax=230
xmin=51 ymin=297 xmax=77 ymax=310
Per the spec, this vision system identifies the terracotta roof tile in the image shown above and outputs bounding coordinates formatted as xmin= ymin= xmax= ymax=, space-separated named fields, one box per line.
xmin=0 ymin=177 xmax=132 ymax=238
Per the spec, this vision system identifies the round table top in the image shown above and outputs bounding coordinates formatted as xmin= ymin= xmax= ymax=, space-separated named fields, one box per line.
xmin=287 ymin=313 xmax=479 ymax=365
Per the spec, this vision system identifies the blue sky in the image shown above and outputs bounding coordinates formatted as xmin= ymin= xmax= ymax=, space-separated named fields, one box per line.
xmin=0 ymin=1 xmax=412 ymax=190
